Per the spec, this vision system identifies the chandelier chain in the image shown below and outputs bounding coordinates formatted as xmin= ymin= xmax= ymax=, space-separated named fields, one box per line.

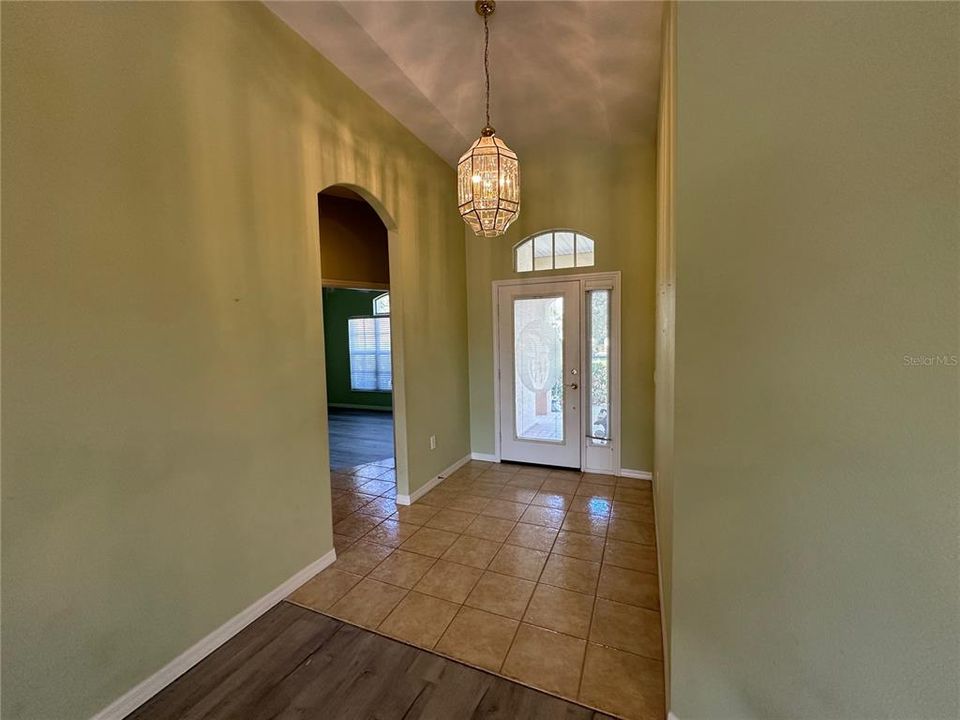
xmin=483 ymin=12 xmax=490 ymax=128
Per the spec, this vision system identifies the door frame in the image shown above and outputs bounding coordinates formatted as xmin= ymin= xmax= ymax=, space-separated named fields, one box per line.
xmin=491 ymin=271 xmax=622 ymax=474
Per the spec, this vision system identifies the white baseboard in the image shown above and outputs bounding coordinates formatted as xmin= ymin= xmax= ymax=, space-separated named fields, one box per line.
xmin=89 ymin=549 xmax=337 ymax=720
xmin=668 ymin=713 xmax=680 ymax=720
xmin=470 ymin=452 xmax=499 ymax=463
xmin=619 ymin=468 xmax=653 ymax=480
xmin=396 ymin=453 xmax=471 ymax=505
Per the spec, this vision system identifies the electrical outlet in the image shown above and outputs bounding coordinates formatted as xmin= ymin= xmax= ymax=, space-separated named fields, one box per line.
xmin=429 ymin=435 xmax=437 ymax=450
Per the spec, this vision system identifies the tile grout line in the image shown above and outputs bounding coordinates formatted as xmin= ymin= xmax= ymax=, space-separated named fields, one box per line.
xmin=324 ymin=462 xmax=662 ymax=718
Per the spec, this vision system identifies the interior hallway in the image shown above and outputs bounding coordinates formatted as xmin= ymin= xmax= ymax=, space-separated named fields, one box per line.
xmin=295 ymin=460 xmax=664 ymax=720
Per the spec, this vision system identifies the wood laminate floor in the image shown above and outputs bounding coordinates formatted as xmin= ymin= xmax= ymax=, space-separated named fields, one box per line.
xmin=328 ymin=408 xmax=394 ymax=471
xmin=126 ymin=601 xmax=614 ymax=720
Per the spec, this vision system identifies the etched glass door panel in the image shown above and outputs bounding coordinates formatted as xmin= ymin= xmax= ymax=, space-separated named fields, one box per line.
xmin=498 ymin=282 xmax=581 ymax=468
xmin=513 ymin=296 xmax=564 ymax=442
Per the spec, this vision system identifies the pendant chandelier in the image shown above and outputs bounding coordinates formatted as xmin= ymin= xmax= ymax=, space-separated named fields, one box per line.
xmin=458 ymin=0 xmax=520 ymax=238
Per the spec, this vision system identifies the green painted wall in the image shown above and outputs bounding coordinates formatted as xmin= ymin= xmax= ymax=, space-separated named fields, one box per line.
xmin=0 ymin=3 xmax=469 ymax=719
xmin=322 ymin=288 xmax=393 ymax=409
xmin=466 ymin=141 xmax=657 ymax=471
xmin=671 ymin=3 xmax=959 ymax=718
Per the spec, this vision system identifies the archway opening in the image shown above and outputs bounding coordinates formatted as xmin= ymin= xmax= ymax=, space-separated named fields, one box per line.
xmin=318 ymin=185 xmax=398 ymax=522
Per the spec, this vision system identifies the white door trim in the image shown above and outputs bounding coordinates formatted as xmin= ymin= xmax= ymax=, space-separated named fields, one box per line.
xmin=492 ymin=272 xmax=621 ymax=472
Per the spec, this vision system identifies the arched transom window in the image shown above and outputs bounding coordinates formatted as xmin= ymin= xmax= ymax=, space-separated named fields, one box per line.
xmin=514 ymin=230 xmax=595 ymax=273
xmin=373 ymin=292 xmax=390 ymax=316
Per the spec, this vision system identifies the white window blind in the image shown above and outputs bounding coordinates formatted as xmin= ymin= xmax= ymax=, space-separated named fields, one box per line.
xmin=348 ymin=316 xmax=392 ymax=391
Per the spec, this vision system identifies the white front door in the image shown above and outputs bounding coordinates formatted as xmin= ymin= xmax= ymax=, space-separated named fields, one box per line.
xmin=498 ymin=281 xmax=582 ymax=468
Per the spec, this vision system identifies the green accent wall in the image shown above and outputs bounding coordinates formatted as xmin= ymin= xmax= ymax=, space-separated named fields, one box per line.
xmin=323 ymin=288 xmax=393 ymax=409
xmin=671 ymin=2 xmax=959 ymax=718
xmin=466 ymin=142 xmax=657 ymax=471
xmin=1 ymin=3 xmax=469 ymax=719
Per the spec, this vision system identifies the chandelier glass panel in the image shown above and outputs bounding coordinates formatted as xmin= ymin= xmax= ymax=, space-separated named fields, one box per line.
xmin=458 ymin=0 xmax=520 ymax=238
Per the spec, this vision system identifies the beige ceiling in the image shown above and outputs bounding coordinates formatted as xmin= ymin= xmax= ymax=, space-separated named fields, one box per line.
xmin=266 ymin=1 xmax=663 ymax=166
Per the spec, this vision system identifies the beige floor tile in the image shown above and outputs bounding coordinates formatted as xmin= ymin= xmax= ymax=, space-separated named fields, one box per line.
xmin=328 ymin=578 xmax=407 ymax=629
xmin=378 ymin=591 xmax=460 ymax=648
xmin=330 ymin=473 xmax=355 ymax=490
xmin=579 ymin=643 xmax=665 ymax=720
xmin=552 ymin=531 xmax=605 ymax=563
xmin=413 ymin=559 xmax=484 ymax=603
xmin=505 ymin=475 xmax=544 ymax=490
xmin=441 ymin=535 xmax=502 ymax=569
xmin=333 ymin=533 xmax=356 ymax=554
xmin=399 ymin=527 xmax=460 ymax=558
xmin=614 ymin=486 xmax=654 ymax=506
xmin=610 ymin=501 xmax=655 ymax=523
xmin=464 ymin=571 xmax=536 ymax=619
xmin=616 ymin=477 xmax=653 ymax=490
xmin=574 ymin=483 xmax=615 ymax=500
xmin=540 ymin=554 xmax=600 ymax=594
xmin=505 ymin=522 xmax=559 ymax=552
xmin=287 ymin=568 xmax=362 ymax=612
xmin=332 ymin=505 xmax=356 ymax=524
xmin=488 ymin=544 xmax=549 ymax=581
xmin=466 ymin=482 xmax=504 ymax=499
xmin=511 ymin=466 xmax=552 ymax=478
xmin=567 ymin=496 xmax=612 ymax=517
xmin=463 ymin=515 xmax=517 ymax=542
xmin=560 ymin=512 xmax=608 ymax=537
xmin=603 ymin=539 xmax=658 ymax=574
xmin=580 ymin=473 xmax=618 ymax=487
xmin=350 ymin=465 xmax=391 ymax=480
xmin=368 ymin=550 xmax=436 ymax=589
xmin=357 ymin=479 xmax=396 ymax=497
xmin=530 ymin=492 xmax=574 ymax=510
xmin=548 ymin=469 xmax=582 ymax=480
xmin=425 ymin=509 xmax=478 ymax=533
xmin=523 ymin=583 xmax=594 ymax=638
xmin=497 ymin=486 xmax=538 ymax=504
xmin=332 ymin=541 xmax=394 ymax=576
xmin=334 ymin=494 xmax=371 ymax=514
xmin=480 ymin=498 xmax=528 ymax=521
xmin=435 ymin=606 xmax=519 ymax=672
xmin=418 ymin=489 xmax=461 ymax=508
xmin=607 ymin=517 xmax=656 ymax=545
xmin=590 ymin=598 xmax=662 ymax=660
xmin=361 ymin=519 xmax=420 ymax=547
xmin=461 ymin=462 xmax=491 ymax=475
xmin=356 ymin=496 xmax=400 ymax=518
xmin=392 ymin=504 xmax=441 ymax=526
xmin=445 ymin=494 xmax=492 ymax=514
xmin=597 ymin=565 xmax=660 ymax=610
xmin=519 ymin=505 xmax=566 ymax=529
xmin=333 ymin=513 xmax=384 ymax=540
xmin=541 ymin=478 xmax=580 ymax=495
xmin=502 ymin=624 xmax=585 ymax=700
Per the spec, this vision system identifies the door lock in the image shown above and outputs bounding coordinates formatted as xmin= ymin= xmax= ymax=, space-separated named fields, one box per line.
xmin=566 ymin=382 xmax=579 ymax=390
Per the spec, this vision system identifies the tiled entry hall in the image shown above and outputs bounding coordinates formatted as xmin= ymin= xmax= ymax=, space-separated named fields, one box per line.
xmin=289 ymin=461 xmax=665 ymax=720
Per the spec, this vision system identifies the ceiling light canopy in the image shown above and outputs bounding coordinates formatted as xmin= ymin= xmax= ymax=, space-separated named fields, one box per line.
xmin=458 ymin=0 xmax=520 ymax=238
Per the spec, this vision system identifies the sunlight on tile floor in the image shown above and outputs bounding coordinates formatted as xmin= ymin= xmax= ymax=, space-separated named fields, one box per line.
xmin=287 ymin=459 xmax=664 ymax=720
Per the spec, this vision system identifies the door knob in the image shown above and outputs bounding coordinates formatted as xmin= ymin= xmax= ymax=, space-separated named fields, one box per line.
xmin=566 ymin=382 xmax=579 ymax=390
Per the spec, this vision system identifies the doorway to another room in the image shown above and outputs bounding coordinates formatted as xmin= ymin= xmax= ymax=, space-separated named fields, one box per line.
xmin=319 ymin=186 xmax=396 ymax=499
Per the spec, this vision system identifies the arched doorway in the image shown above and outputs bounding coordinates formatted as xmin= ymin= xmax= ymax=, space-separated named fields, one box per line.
xmin=317 ymin=184 xmax=408 ymax=531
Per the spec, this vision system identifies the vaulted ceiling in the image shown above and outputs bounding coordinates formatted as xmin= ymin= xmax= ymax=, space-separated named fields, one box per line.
xmin=267 ymin=1 xmax=663 ymax=166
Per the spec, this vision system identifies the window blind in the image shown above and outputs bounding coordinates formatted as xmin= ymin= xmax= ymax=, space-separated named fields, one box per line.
xmin=348 ymin=316 xmax=392 ymax=391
